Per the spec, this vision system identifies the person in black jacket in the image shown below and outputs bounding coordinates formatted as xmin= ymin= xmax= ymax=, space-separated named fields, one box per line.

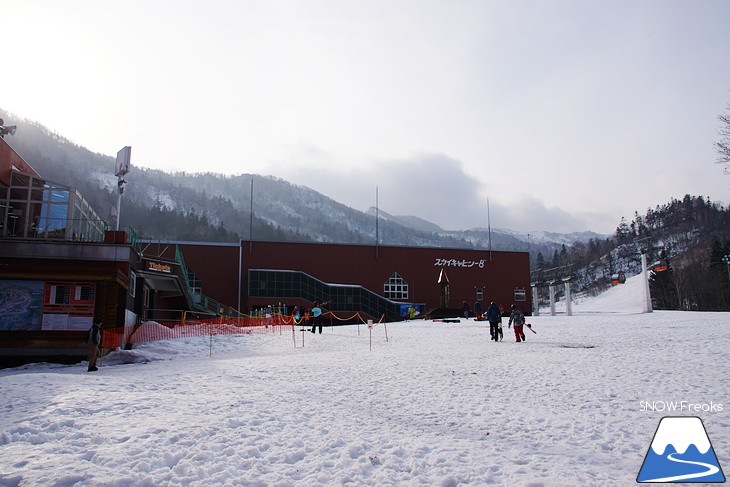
xmin=486 ymin=302 xmax=502 ymax=341
xmin=462 ymin=301 xmax=470 ymax=319
xmin=86 ymin=321 xmax=102 ymax=372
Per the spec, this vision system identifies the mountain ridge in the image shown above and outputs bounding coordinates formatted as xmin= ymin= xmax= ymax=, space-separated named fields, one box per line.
xmin=0 ymin=108 xmax=603 ymax=254
xmin=2 ymin=108 xmax=729 ymax=311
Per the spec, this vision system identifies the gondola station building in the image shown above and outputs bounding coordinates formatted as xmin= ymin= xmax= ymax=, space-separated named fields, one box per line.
xmin=167 ymin=240 xmax=531 ymax=323
xmin=0 ymin=135 xmax=531 ymax=363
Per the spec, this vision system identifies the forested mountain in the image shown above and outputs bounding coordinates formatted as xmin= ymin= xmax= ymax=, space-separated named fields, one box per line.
xmin=1 ymin=109 xmax=597 ymax=255
xmin=3 ymin=109 xmax=729 ymax=309
xmin=534 ymin=195 xmax=730 ymax=310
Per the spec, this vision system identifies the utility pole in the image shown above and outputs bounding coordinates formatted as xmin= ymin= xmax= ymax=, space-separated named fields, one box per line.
xmin=375 ymin=187 xmax=379 ymax=259
xmin=487 ymin=198 xmax=492 ymax=263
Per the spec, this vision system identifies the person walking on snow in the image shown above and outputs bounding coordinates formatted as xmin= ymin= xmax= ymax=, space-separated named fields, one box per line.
xmin=508 ymin=304 xmax=526 ymax=342
xmin=462 ymin=301 xmax=470 ymax=319
xmin=86 ymin=320 xmax=102 ymax=372
xmin=486 ymin=301 xmax=502 ymax=341
xmin=310 ymin=302 xmax=322 ymax=333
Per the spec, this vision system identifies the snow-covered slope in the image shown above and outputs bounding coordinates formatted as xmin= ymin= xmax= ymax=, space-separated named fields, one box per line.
xmin=546 ymin=272 xmax=646 ymax=314
xmin=1 ymin=282 xmax=728 ymax=486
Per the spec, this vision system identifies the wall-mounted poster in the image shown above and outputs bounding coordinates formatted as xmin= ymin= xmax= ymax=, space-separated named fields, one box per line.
xmin=42 ymin=282 xmax=96 ymax=331
xmin=0 ymin=280 xmax=44 ymax=331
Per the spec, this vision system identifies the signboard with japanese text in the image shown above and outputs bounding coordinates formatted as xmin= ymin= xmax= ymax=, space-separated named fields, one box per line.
xmin=42 ymin=282 xmax=96 ymax=331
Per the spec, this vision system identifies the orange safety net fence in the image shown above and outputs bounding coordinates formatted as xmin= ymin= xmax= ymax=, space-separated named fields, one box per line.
xmin=101 ymin=312 xmax=386 ymax=349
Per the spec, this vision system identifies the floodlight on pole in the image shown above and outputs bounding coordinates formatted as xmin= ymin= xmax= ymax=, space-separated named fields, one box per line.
xmin=0 ymin=118 xmax=17 ymax=138
xmin=114 ymin=146 xmax=131 ymax=231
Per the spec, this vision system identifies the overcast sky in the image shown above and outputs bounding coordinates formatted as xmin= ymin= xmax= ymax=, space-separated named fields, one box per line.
xmin=5 ymin=0 xmax=730 ymax=234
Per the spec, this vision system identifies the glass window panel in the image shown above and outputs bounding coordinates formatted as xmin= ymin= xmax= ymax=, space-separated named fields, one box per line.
xmin=383 ymin=272 xmax=408 ymax=300
xmin=10 ymin=172 xmax=31 ymax=188
xmin=9 ymin=186 xmax=28 ymax=200
xmin=30 ymin=180 xmax=45 ymax=201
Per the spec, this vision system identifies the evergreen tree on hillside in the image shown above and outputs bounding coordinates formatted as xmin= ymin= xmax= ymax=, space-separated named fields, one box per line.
xmin=615 ymin=217 xmax=631 ymax=242
xmin=716 ymin=102 xmax=730 ymax=164
xmin=709 ymin=238 xmax=730 ymax=308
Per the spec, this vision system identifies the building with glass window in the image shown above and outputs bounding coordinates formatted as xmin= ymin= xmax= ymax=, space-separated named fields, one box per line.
xmin=0 ymin=137 xmax=197 ymax=365
xmin=1 ymin=134 xmax=530 ymax=363
xmin=1 ymin=170 xmax=107 ymax=241
xmin=171 ymin=239 xmax=531 ymax=322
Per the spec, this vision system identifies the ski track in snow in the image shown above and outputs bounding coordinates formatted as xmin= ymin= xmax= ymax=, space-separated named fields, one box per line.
xmin=0 ymin=307 xmax=728 ymax=486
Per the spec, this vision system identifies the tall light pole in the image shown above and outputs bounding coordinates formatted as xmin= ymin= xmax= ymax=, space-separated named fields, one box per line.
xmin=114 ymin=147 xmax=131 ymax=231
xmin=375 ymin=186 xmax=379 ymax=259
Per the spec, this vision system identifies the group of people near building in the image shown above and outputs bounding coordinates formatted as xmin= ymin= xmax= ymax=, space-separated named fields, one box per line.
xmin=291 ymin=301 xmax=329 ymax=334
xmin=464 ymin=300 xmax=527 ymax=343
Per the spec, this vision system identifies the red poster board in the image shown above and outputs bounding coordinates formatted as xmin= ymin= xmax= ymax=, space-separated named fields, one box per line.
xmin=42 ymin=282 xmax=96 ymax=331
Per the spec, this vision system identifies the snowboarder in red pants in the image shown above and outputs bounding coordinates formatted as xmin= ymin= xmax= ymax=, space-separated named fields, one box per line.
xmin=508 ymin=304 xmax=526 ymax=342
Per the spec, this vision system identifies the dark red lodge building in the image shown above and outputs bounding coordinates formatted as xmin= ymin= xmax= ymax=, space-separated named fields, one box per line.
xmin=169 ymin=240 xmax=531 ymax=323
xmin=0 ymin=135 xmax=531 ymax=364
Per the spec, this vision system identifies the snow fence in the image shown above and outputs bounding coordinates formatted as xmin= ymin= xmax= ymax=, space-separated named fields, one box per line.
xmin=101 ymin=312 xmax=385 ymax=349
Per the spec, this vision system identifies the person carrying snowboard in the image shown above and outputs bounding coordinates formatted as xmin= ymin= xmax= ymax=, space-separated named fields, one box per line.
xmin=486 ymin=301 xmax=502 ymax=342
xmin=508 ymin=304 xmax=526 ymax=342
xmin=310 ymin=302 xmax=323 ymax=333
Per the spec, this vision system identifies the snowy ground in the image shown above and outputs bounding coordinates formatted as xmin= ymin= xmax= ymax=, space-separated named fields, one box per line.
xmin=1 ymin=275 xmax=728 ymax=486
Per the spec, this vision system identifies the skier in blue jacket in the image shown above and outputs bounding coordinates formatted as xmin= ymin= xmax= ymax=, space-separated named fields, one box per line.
xmin=310 ymin=302 xmax=323 ymax=334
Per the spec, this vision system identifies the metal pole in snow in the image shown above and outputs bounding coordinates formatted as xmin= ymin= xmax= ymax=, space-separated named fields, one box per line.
xmin=641 ymin=251 xmax=653 ymax=313
xmin=564 ymin=280 xmax=572 ymax=316
xmin=368 ymin=320 xmax=373 ymax=351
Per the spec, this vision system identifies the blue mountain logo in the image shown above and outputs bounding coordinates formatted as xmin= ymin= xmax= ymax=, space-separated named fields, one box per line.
xmin=637 ymin=416 xmax=725 ymax=483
